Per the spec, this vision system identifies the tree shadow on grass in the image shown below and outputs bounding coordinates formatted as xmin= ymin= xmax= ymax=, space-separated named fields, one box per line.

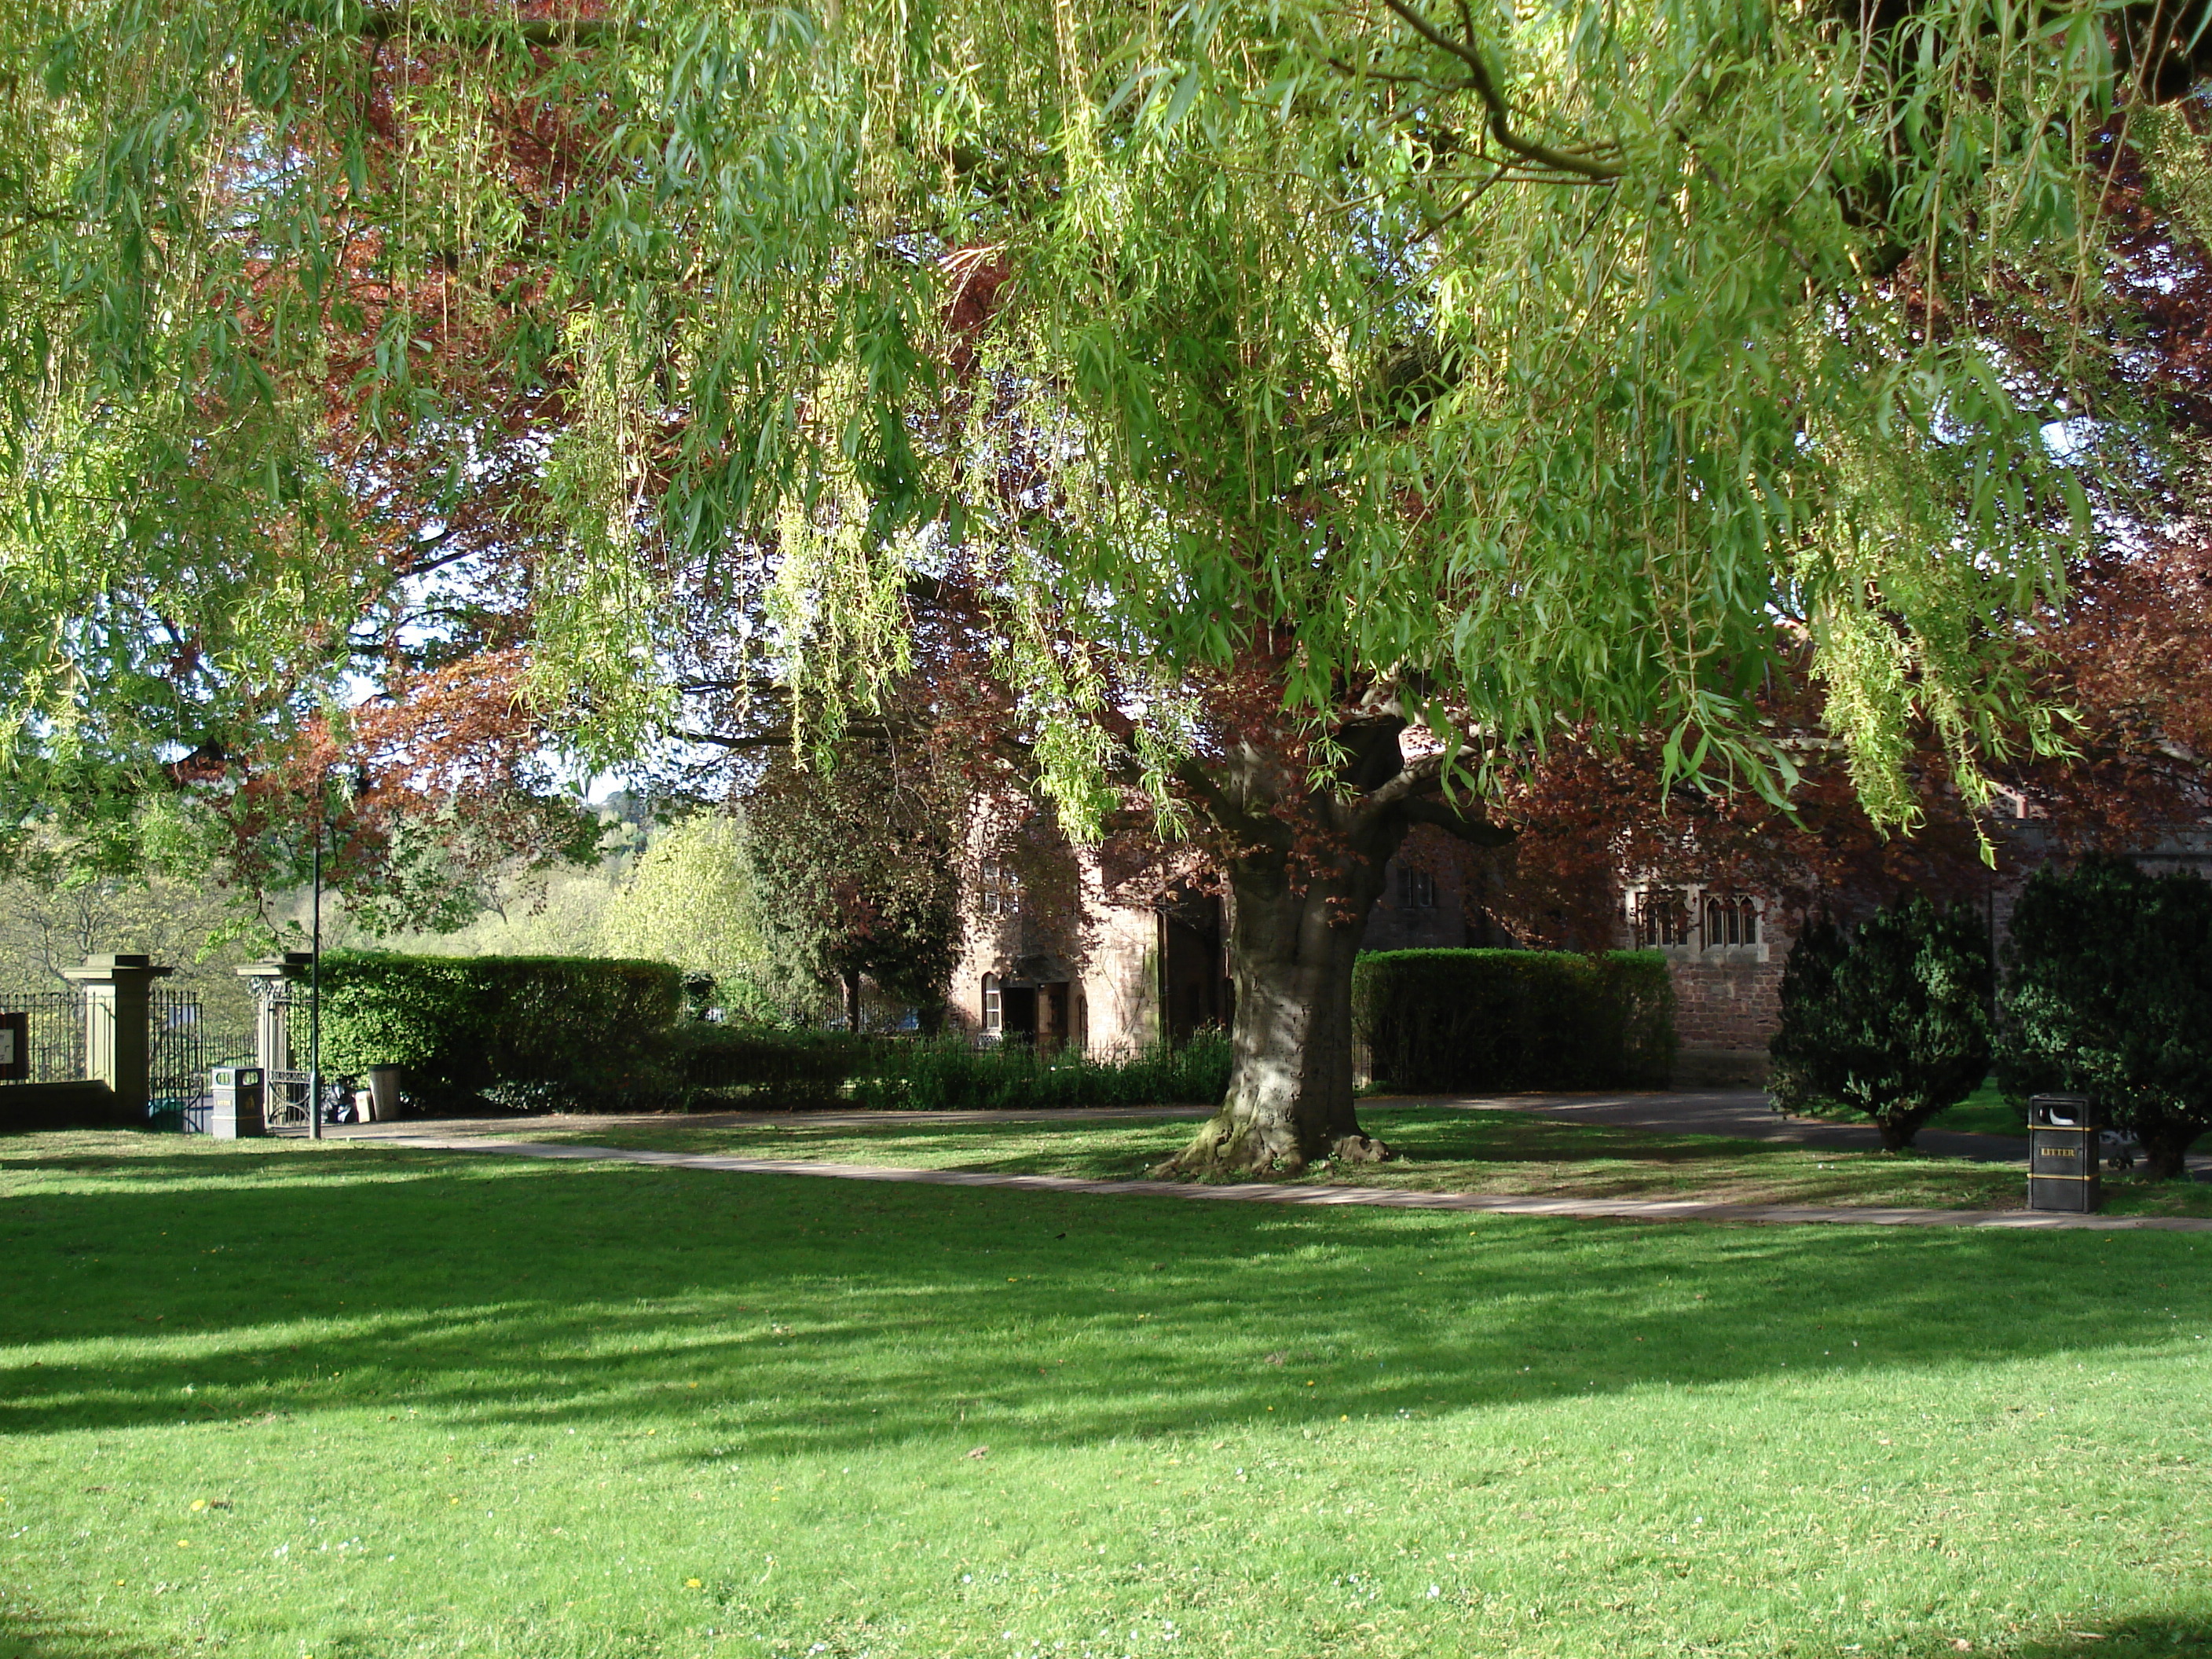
xmin=2014 ymin=1615 xmax=2212 ymax=1656
xmin=536 ymin=1107 xmax=1937 ymax=1175
xmin=0 ymin=1606 xmax=159 ymax=1659
xmin=2 ymin=1144 xmax=2207 ymax=1456
xmin=558 ymin=1109 xmax=2033 ymax=1210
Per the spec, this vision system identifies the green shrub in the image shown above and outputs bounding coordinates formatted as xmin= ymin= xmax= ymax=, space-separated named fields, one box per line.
xmin=317 ymin=954 xmax=685 ymax=1114
xmin=668 ymin=1024 xmax=879 ymax=1104
xmin=1998 ymin=855 xmax=2212 ymax=1180
xmin=1767 ymin=897 xmax=1993 ymax=1150
xmin=1350 ymin=950 xmax=1675 ymax=1092
xmin=844 ymin=1031 xmax=1233 ymax=1111
xmin=675 ymin=1027 xmax=1232 ymax=1111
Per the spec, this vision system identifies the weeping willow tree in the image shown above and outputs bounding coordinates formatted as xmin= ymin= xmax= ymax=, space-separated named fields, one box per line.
xmin=1 ymin=0 xmax=2199 ymax=1167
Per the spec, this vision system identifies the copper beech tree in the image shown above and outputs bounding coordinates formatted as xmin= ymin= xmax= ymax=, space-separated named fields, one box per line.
xmin=12 ymin=0 xmax=2212 ymax=1169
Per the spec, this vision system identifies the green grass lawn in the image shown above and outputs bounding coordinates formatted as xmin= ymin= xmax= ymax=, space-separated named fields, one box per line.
xmin=513 ymin=1105 xmax=2212 ymax=1220
xmin=1923 ymin=1085 xmax=2029 ymax=1140
xmin=3 ymin=1132 xmax=2210 ymax=1659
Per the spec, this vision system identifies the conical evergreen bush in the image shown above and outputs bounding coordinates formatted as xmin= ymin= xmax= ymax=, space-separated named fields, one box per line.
xmin=1999 ymin=855 xmax=2212 ymax=1180
xmin=1768 ymin=896 xmax=1993 ymax=1150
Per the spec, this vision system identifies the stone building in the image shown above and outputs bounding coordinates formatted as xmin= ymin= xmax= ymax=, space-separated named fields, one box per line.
xmin=1619 ymin=824 xmax=2212 ymax=1086
xmin=941 ymin=816 xmax=2212 ymax=1084
xmin=943 ymin=830 xmax=1795 ymax=1079
xmin=1621 ymin=882 xmax=1789 ymax=1086
xmin=944 ymin=834 xmax=1491 ymax=1055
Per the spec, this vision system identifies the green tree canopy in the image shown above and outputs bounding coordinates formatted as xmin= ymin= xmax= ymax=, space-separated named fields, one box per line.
xmin=598 ymin=811 xmax=788 ymax=1015
xmin=1768 ymin=895 xmax=1995 ymax=1149
xmin=0 ymin=0 xmax=2167 ymax=823
xmin=1999 ymin=854 xmax=2212 ymax=1179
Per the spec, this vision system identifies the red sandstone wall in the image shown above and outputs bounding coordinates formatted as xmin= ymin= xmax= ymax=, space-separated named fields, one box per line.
xmin=1618 ymin=896 xmax=1797 ymax=1060
xmin=1667 ymin=955 xmax=1787 ymax=1050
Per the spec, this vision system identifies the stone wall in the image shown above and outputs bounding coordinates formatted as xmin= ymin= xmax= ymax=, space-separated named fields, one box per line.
xmin=1665 ymin=951 xmax=1787 ymax=1083
xmin=1362 ymin=856 xmax=1474 ymax=951
xmin=1668 ymin=947 xmax=1789 ymax=1049
xmin=1621 ymin=892 xmax=1796 ymax=1087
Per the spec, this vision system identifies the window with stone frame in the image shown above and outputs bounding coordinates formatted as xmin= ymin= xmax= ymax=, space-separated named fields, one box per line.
xmin=1629 ymin=886 xmax=1694 ymax=947
xmin=1702 ymin=893 xmax=1760 ymax=948
xmin=1397 ymin=866 xmax=1437 ymax=910
xmin=982 ymin=973 xmax=1002 ymax=1032
xmin=980 ymin=862 xmax=1020 ymax=917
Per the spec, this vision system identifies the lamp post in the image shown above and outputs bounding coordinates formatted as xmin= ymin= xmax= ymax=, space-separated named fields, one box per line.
xmin=309 ymin=802 xmax=324 ymax=1141
xmin=305 ymin=760 xmax=372 ymax=1140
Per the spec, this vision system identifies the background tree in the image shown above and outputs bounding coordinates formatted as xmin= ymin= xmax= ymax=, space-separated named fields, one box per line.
xmin=739 ymin=741 xmax=966 ymax=1034
xmin=1998 ymin=855 xmax=2212 ymax=1179
xmin=596 ymin=813 xmax=783 ymax=1016
xmin=1767 ymin=897 xmax=1995 ymax=1150
xmin=0 ymin=837 xmax=264 ymax=1024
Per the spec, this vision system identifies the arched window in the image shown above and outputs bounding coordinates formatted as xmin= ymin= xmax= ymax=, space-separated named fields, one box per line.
xmin=982 ymin=974 xmax=1002 ymax=1033
xmin=1703 ymin=896 xmax=1759 ymax=948
xmin=1631 ymin=888 xmax=1692 ymax=947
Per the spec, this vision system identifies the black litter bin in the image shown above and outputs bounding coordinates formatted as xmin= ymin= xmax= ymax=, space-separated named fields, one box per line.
xmin=2027 ymin=1093 xmax=2100 ymax=1213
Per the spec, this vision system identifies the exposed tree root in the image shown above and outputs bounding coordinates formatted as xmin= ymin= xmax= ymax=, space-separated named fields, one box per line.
xmin=1328 ymin=1133 xmax=1392 ymax=1165
xmin=1149 ymin=1119 xmax=1394 ymax=1181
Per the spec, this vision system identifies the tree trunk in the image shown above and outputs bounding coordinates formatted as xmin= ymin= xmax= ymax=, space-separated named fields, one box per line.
xmin=1158 ymin=836 xmax=1400 ymax=1178
xmin=1873 ymin=1104 xmax=1940 ymax=1151
xmin=842 ymin=968 xmax=862 ymax=1035
xmin=2133 ymin=1116 xmax=2203 ymax=1181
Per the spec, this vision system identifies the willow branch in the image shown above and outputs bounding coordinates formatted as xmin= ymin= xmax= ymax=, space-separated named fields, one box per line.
xmin=1377 ymin=0 xmax=1625 ymax=181
xmin=358 ymin=9 xmax=639 ymax=47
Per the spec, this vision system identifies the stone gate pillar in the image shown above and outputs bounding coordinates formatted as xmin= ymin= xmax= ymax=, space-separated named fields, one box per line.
xmin=236 ymin=954 xmax=313 ymax=1076
xmin=60 ymin=954 xmax=176 ymax=1122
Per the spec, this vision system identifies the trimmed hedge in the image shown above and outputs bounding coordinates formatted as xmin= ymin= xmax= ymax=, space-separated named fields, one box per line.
xmin=1352 ymin=949 xmax=1676 ymax=1092
xmin=317 ymin=954 xmax=685 ymax=1113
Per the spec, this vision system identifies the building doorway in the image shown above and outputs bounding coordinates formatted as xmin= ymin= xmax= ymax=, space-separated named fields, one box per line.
xmin=1160 ymin=891 xmax=1232 ymax=1043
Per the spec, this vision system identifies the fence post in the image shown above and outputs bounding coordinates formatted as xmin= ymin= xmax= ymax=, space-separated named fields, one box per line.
xmin=60 ymin=954 xmax=176 ymax=1122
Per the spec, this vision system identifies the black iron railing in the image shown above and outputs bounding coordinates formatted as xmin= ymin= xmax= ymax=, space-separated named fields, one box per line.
xmin=148 ymin=987 xmax=254 ymax=1131
xmin=0 ymin=988 xmax=88 ymax=1086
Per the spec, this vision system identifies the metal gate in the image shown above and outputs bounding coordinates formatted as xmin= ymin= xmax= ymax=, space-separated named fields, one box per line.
xmin=244 ymin=976 xmax=318 ymax=1130
xmin=148 ymin=987 xmax=254 ymax=1132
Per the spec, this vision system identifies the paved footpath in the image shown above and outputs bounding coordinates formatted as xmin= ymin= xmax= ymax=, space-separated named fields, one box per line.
xmin=1428 ymin=1089 xmax=2212 ymax=1176
xmin=1425 ymin=1088 xmax=2028 ymax=1161
xmin=332 ymin=1091 xmax=2125 ymax=1167
xmin=340 ymin=1091 xmax=2207 ymax=1174
xmin=324 ymin=1090 xmax=2049 ymax=1164
xmin=362 ymin=1130 xmax=2212 ymax=1232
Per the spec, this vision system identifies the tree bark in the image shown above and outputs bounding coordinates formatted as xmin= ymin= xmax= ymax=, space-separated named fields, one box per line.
xmin=1157 ymin=819 xmax=1405 ymax=1177
xmin=1137 ymin=709 xmax=1512 ymax=1180
xmin=1873 ymin=1106 xmax=1939 ymax=1152
xmin=2133 ymin=1116 xmax=2203 ymax=1181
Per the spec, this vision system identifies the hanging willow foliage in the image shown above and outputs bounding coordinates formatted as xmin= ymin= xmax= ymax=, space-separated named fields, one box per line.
xmin=0 ymin=0 xmax=2185 ymax=839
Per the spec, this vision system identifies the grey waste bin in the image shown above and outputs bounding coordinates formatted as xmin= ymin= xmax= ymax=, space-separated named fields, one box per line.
xmin=209 ymin=1067 xmax=266 ymax=1139
xmin=2027 ymin=1093 xmax=2099 ymax=1213
xmin=366 ymin=1064 xmax=405 ymax=1123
